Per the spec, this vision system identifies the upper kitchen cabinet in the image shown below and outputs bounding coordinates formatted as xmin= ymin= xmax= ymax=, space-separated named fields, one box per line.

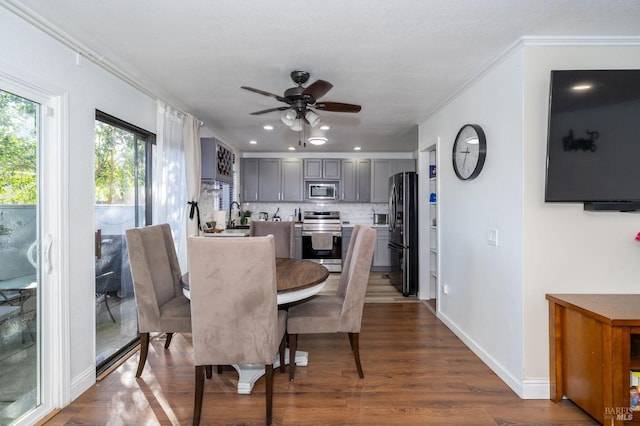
xmin=241 ymin=158 xmax=259 ymax=202
xmin=342 ymin=159 xmax=371 ymax=202
xmin=371 ymin=159 xmax=416 ymax=202
xmin=240 ymin=158 xmax=303 ymax=202
xmin=281 ymin=158 xmax=304 ymax=201
xmin=201 ymin=137 xmax=234 ymax=183
xmin=304 ymin=159 xmax=341 ymax=180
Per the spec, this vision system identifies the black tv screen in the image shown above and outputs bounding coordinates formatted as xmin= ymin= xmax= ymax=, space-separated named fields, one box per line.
xmin=545 ymin=69 xmax=640 ymax=210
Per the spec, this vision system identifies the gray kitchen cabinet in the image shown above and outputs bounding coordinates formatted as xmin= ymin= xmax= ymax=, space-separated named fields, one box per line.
xmin=241 ymin=157 xmax=303 ymax=202
xmin=341 ymin=227 xmax=353 ymax=264
xmin=371 ymin=159 xmax=416 ymax=202
xmin=240 ymin=158 xmax=259 ymax=202
xmin=372 ymin=230 xmax=390 ymax=270
xmin=281 ymin=158 xmax=304 ymax=201
xmin=258 ymin=158 xmax=282 ymax=202
xmin=342 ymin=159 xmax=371 ymax=202
xmin=304 ymin=159 xmax=341 ymax=180
xmin=201 ymin=137 xmax=234 ymax=183
xmin=294 ymin=226 xmax=302 ymax=259
xmin=200 ymin=137 xmax=215 ymax=180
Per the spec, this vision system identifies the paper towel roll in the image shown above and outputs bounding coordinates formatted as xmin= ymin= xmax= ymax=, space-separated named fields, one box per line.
xmin=212 ymin=210 xmax=227 ymax=229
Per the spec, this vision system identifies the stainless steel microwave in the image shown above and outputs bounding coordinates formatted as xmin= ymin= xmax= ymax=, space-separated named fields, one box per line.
xmin=308 ymin=183 xmax=337 ymax=200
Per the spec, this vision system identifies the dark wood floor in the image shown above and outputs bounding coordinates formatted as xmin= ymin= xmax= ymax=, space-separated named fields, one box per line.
xmin=44 ymin=303 xmax=597 ymax=425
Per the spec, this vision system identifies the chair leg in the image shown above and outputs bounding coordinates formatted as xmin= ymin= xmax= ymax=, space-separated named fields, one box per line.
xmin=279 ymin=336 xmax=286 ymax=373
xmin=104 ymin=294 xmax=116 ymax=323
xmin=136 ymin=332 xmax=150 ymax=378
xmin=193 ymin=365 xmax=205 ymax=426
xmin=217 ymin=365 xmax=223 ymax=374
xmin=164 ymin=332 xmax=174 ymax=349
xmin=265 ymin=363 xmax=273 ymax=426
xmin=288 ymin=334 xmax=297 ymax=381
xmin=349 ymin=332 xmax=364 ymax=378
xmin=205 ymin=365 xmax=212 ymax=379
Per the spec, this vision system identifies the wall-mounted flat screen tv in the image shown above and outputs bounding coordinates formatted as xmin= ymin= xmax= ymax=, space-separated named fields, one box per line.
xmin=545 ymin=69 xmax=640 ymax=211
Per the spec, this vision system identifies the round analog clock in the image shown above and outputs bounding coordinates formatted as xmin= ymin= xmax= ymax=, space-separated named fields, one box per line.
xmin=452 ymin=124 xmax=487 ymax=180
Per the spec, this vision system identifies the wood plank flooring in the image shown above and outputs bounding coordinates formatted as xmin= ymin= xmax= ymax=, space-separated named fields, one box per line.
xmin=43 ymin=300 xmax=597 ymax=425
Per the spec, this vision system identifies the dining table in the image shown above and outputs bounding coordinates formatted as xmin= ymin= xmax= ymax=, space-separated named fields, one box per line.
xmin=182 ymin=257 xmax=330 ymax=394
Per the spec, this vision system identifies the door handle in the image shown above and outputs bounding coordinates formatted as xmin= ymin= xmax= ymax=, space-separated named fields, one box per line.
xmin=95 ymin=228 xmax=102 ymax=259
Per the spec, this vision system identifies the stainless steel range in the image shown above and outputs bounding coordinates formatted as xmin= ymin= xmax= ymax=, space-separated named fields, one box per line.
xmin=302 ymin=211 xmax=342 ymax=272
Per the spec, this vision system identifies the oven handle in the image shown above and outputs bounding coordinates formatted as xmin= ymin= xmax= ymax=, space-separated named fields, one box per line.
xmin=302 ymin=231 xmax=342 ymax=237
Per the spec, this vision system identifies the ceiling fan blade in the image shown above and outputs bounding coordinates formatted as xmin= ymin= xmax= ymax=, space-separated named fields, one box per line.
xmin=314 ymin=102 xmax=362 ymax=113
xmin=303 ymin=80 xmax=333 ymax=100
xmin=241 ymin=86 xmax=288 ymax=103
xmin=250 ymin=106 xmax=291 ymax=115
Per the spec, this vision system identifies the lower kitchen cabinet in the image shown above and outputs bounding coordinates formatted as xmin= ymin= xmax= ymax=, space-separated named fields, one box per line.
xmin=372 ymin=230 xmax=390 ymax=271
xmin=342 ymin=226 xmax=390 ymax=271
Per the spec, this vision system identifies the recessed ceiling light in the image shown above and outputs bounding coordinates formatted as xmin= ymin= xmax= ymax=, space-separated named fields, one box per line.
xmin=571 ymin=84 xmax=592 ymax=91
xmin=354 ymin=146 xmax=361 ymax=151
xmin=263 ymin=124 xmax=274 ymax=130
xmin=288 ymin=146 xmax=296 ymax=151
xmin=319 ymin=125 xmax=330 ymax=130
xmin=249 ymin=140 xmax=257 ymax=144
xmin=308 ymin=136 xmax=327 ymax=146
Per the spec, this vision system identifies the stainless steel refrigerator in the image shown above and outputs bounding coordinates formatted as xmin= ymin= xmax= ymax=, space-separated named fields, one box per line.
xmin=388 ymin=171 xmax=418 ymax=296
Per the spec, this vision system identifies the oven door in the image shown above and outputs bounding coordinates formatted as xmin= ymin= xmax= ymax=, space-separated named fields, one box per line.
xmin=302 ymin=231 xmax=342 ymax=260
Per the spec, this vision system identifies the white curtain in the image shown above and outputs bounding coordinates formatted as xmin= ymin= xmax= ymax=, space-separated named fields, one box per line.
xmin=154 ymin=100 xmax=187 ymax=271
xmin=183 ymin=115 xmax=201 ymax=237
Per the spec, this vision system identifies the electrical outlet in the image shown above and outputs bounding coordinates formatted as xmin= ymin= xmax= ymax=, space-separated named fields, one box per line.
xmin=443 ymin=284 xmax=449 ymax=295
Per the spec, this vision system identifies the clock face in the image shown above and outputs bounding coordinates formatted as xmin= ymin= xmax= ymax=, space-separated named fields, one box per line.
xmin=452 ymin=124 xmax=486 ymax=180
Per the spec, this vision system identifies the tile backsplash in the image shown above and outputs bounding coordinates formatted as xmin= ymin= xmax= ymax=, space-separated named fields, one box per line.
xmin=199 ymin=183 xmax=388 ymax=226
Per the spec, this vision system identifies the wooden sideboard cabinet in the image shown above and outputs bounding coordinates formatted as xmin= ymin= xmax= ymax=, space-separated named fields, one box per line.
xmin=547 ymin=294 xmax=640 ymax=425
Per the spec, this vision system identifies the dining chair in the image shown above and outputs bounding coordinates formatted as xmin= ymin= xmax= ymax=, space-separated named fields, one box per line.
xmin=287 ymin=225 xmax=376 ymax=381
xmin=249 ymin=220 xmax=296 ymax=258
xmin=187 ymin=234 xmax=286 ymax=426
xmin=125 ymin=223 xmax=191 ymax=378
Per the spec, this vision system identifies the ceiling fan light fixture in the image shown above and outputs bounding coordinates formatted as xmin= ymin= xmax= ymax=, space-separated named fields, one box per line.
xmin=290 ymin=119 xmax=303 ymax=131
xmin=308 ymin=136 xmax=327 ymax=146
xmin=280 ymin=110 xmax=297 ymax=127
xmin=305 ymin=110 xmax=321 ymax=127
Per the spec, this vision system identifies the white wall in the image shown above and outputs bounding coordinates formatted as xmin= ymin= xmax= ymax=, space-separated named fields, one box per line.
xmin=418 ymin=41 xmax=640 ymax=399
xmin=0 ymin=8 xmax=157 ymax=401
xmin=522 ymin=44 xmax=640 ymax=385
xmin=418 ymin=49 xmax=526 ymax=394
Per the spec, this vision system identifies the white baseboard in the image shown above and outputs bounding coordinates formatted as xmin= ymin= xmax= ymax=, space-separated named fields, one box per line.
xmin=436 ymin=312 xmax=550 ymax=400
xmin=70 ymin=365 xmax=96 ymax=402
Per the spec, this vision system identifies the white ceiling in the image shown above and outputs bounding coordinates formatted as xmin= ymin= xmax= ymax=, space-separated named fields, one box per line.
xmin=6 ymin=0 xmax=640 ymax=153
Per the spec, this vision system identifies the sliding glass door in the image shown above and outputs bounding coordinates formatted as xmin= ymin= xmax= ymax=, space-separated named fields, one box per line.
xmin=94 ymin=111 xmax=153 ymax=374
xmin=0 ymin=88 xmax=40 ymax=423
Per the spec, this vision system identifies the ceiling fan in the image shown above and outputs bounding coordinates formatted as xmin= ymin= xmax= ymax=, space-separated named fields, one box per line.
xmin=241 ymin=70 xmax=361 ymax=130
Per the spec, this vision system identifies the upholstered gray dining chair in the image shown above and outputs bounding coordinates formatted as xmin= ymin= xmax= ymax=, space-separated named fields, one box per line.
xmin=287 ymin=225 xmax=376 ymax=381
xmin=187 ymin=234 xmax=287 ymax=426
xmin=125 ymin=224 xmax=191 ymax=378
xmin=249 ymin=220 xmax=295 ymax=258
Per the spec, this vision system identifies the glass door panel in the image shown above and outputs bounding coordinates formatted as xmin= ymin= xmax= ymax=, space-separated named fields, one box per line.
xmin=0 ymin=89 xmax=40 ymax=422
xmin=94 ymin=118 xmax=148 ymax=371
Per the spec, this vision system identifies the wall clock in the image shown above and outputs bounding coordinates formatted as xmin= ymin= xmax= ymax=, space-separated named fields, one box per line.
xmin=452 ymin=124 xmax=487 ymax=180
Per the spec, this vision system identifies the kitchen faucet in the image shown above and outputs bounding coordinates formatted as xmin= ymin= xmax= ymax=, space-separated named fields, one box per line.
xmin=227 ymin=201 xmax=240 ymax=228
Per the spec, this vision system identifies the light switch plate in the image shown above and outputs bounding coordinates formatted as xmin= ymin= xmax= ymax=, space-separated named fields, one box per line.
xmin=488 ymin=229 xmax=498 ymax=246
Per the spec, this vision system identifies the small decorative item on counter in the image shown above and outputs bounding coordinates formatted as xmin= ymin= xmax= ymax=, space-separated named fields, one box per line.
xmin=636 ymin=231 xmax=640 ymax=241
xmin=429 ymin=165 xmax=436 ymax=178
xmin=240 ymin=210 xmax=252 ymax=225
xmin=429 ymin=193 xmax=436 ymax=203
